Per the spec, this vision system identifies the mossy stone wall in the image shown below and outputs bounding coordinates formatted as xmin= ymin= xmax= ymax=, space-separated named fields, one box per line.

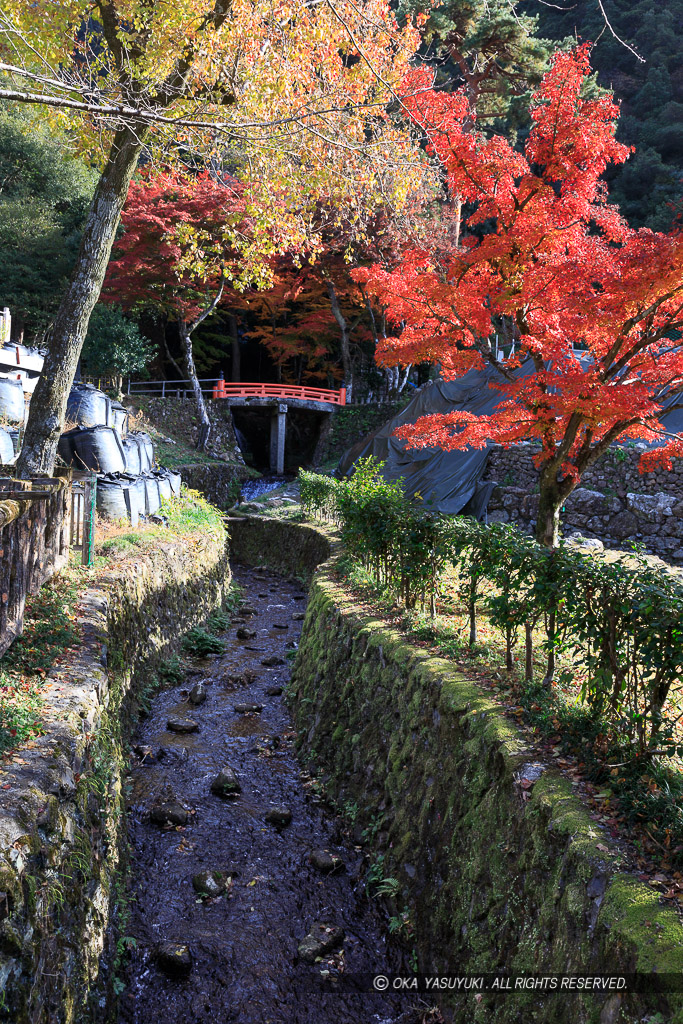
xmin=230 ymin=515 xmax=683 ymax=1024
xmin=0 ymin=528 xmax=230 ymax=1023
xmin=227 ymin=513 xmax=335 ymax=584
xmin=178 ymin=463 xmax=250 ymax=509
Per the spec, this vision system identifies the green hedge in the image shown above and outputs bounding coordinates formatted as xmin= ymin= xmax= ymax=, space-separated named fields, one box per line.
xmin=300 ymin=460 xmax=683 ymax=760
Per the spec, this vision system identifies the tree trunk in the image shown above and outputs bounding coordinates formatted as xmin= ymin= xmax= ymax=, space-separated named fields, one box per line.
xmin=178 ymin=319 xmax=211 ymax=451
xmin=16 ymin=127 xmax=146 ymax=477
xmin=227 ymin=313 xmax=240 ymax=382
xmin=326 ymin=279 xmax=353 ymax=402
xmin=535 ymin=473 xmax=563 ymax=548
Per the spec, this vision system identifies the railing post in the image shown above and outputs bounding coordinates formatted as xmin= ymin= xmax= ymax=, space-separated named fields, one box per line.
xmin=340 ymin=388 xmax=346 ymax=406
xmin=81 ymin=474 xmax=96 ymax=567
xmin=162 ymin=380 xmax=166 ymax=398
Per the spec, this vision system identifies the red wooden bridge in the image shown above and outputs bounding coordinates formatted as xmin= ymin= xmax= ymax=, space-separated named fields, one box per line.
xmin=128 ymin=379 xmax=346 ymax=406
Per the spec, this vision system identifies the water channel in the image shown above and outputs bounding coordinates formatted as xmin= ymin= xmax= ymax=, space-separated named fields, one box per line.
xmin=117 ymin=563 xmax=418 ymax=1024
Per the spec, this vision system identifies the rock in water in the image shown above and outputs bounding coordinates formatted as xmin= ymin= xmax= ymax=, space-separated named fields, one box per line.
xmin=156 ymin=942 xmax=193 ymax=977
xmin=297 ymin=923 xmax=345 ymax=962
xmin=234 ymin=702 xmax=264 ymax=714
xmin=156 ymin=746 xmax=188 ymax=764
xmin=188 ymin=682 xmax=207 ymax=705
xmin=309 ymin=849 xmax=344 ymax=874
xmin=192 ymin=870 xmax=230 ymax=897
xmin=292 ymin=612 xmax=305 ymax=621
xmin=266 ymin=685 xmax=283 ymax=697
xmin=272 ymin=623 xmax=289 ymax=630
xmin=167 ymin=717 xmax=199 ymax=733
xmin=150 ymin=802 xmax=188 ymax=827
xmin=265 ymin=806 xmax=292 ymax=827
xmin=261 ymin=656 xmax=285 ymax=667
xmin=236 ymin=627 xmax=256 ymax=640
xmin=210 ymin=767 xmax=242 ymax=797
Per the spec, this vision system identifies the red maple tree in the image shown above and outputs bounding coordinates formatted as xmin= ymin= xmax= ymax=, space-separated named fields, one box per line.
xmin=356 ymin=46 xmax=683 ymax=546
xmin=104 ymin=170 xmax=256 ymax=449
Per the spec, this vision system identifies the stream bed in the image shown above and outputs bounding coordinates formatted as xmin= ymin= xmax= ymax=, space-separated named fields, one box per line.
xmin=117 ymin=563 xmax=419 ymax=1024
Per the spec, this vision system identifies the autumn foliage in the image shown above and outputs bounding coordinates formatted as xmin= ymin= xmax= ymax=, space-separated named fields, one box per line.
xmin=103 ymin=171 xmax=259 ymax=318
xmin=356 ymin=46 xmax=683 ymax=544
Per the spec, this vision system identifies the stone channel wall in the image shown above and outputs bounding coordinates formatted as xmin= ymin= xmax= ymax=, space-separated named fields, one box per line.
xmin=0 ymin=528 xmax=230 ymax=1023
xmin=230 ymin=514 xmax=683 ymax=1024
xmin=178 ymin=462 xmax=251 ymax=510
xmin=484 ymin=444 xmax=683 ymax=561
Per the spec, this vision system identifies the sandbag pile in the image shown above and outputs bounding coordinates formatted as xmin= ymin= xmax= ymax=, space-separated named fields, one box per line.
xmin=58 ymin=383 xmax=182 ymax=522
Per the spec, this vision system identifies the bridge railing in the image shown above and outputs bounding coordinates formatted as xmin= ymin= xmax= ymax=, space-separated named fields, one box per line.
xmin=126 ymin=379 xmax=346 ymax=406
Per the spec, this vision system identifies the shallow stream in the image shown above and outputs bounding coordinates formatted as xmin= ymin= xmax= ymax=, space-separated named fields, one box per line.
xmin=117 ymin=563 xmax=416 ymax=1024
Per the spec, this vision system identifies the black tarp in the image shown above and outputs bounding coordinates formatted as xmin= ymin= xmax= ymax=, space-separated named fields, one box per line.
xmin=337 ymin=361 xmax=683 ymax=517
xmin=337 ymin=363 xmax=534 ymax=518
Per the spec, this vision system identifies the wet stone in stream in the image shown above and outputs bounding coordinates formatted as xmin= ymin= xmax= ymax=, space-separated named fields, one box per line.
xmin=188 ymin=682 xmax=207 ymax=706
xmin=309 ymin=849 xmax=344 ymax=874
xmin=167 ymin=717 xmax=199 ymax=733
xmin=156 ymin=942 xmax=193 ymax=978
xmin=210 ymin=767 xmax=242 ymax=797
xmin=266 ymin=685 xmax=283 ymax=696
xmin=119 ymin=563 xmax=409 ymax=1024
xmin=265 ymin=805 xmax=292 ymax=827
xmin=234 ymin=702 xmax=263 ymax=713
xmin=261 ymin=655 xmax=285 ymax=667
xmin=297 ymin=922 xmax=345 ymax=963
xmin=150 ymin=802 xmax=189 ymax=827
xmin=192 ymin=870 xmax=232 ymax=897
xmin=236 ymin=627 xmax=256 ymax=640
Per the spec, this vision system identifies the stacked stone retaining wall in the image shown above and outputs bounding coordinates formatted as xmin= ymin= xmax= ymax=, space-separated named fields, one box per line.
xmin=484 ymin=444 xmax=683 ymax=561
xmin=0 ymin=528 xmax=230 ymax=1023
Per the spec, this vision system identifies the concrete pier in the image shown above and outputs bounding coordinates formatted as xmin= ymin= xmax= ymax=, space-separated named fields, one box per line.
xmin=269 ymin=403 xmax=287 ymax=474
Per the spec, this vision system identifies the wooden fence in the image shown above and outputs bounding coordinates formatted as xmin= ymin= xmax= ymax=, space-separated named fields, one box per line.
xmin=0 ymin=471 xmax=95 ymax=659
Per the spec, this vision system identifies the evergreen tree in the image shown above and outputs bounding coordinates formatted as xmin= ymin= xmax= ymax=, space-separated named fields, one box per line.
xmin=398 ymin=0 xmax=556 ymax=134
xmin=0 ymin=106 xmax=96 ymax=342
xmin=520 ymin=0 xmax=683 ymax=227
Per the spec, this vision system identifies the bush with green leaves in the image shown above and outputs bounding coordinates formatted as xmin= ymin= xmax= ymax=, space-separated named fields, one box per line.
xmin=300 ymin=461 xmax=683 ymax=759
xmin=181 ymin=627 xmax=225 ymax=658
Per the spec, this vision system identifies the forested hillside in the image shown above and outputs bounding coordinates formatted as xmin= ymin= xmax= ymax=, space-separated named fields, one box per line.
xmin=523 ymin=0 xmax=682 ymax=228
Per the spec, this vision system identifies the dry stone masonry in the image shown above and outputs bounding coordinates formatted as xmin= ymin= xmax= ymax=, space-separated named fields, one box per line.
xmin=484 ymin=443 xmax=683 ymax=561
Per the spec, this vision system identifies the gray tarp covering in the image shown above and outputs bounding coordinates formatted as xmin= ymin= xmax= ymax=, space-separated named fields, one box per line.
xmin=337 ymin=363 xmax=533 ymax=518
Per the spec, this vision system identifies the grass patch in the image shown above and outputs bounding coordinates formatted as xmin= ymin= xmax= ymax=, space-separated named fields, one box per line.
xmin=161 ymin=489 xmax=225 ymax=537
xmin=0 ymin=558 xmax=83 ymax=756
xmin=99 ymin=532 xmax=150 ymax=555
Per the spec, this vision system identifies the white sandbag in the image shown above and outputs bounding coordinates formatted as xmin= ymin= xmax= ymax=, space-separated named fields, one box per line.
xmin=142 ymin=473 xmax=161 ymax=514
xmin=0 ymin=378 xmax=25 ymax=424
xmin=0 ymin=427 xmax=15 ymax=464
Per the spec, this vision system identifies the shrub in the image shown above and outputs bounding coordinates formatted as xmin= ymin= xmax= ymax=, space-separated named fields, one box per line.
xmin=299 ymin=462 xmax=683 ymax=759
